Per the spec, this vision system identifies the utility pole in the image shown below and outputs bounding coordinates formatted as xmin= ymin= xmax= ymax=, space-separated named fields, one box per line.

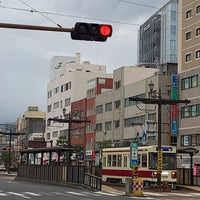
xmin=129 ymin=85 xmax=190 ymax=187
xmin=48 ymin=115 xmax=90 ymax=165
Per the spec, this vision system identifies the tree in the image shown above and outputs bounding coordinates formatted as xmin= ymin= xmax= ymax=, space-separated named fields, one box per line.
xmin=56 ymin=136 xmax=68 ymax=146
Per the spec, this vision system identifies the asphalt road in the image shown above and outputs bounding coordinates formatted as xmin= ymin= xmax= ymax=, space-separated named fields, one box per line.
xmin=1 ymin=176 xmax=200 ymax=200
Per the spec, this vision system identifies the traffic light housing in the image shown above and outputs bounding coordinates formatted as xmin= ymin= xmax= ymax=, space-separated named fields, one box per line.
xmin=71 ymin=22 xmax=112 ymax=42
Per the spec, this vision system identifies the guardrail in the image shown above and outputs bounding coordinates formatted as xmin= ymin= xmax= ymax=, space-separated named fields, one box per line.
xmin=84 ymin=173 xmax=102 ymax=191
xmin=17 ymin=164 xmax=102 ymax=190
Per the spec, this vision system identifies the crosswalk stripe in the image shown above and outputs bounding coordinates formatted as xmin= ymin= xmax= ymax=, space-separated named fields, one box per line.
xmin=95 ymin=191 xmax=119 ymax=196
xmin=66 ymin=191 xmax=88 ymax=196
xmin=23 ymin=192 xmax=41 ymax=196
xmin=0 ymin=193 xmax=8 ymax=196
xmin=7 ymin=192 xmax=30 ymax=199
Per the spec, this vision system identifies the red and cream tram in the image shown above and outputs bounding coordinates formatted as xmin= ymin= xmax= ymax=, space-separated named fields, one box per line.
xmin=102 ymin=145 xmax=177 ymax=187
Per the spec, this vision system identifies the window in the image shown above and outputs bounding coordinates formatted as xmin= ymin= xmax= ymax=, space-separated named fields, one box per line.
xmin=171 ymin=25 xmax=176 ymax=35
xmin=46 ymin=133 xmax=51 ymax=140
xmin=186 ymin=31 xmax=192 ymax=40
xmin=196 ymin=28 xmax=200 ymax=36
xmin=196 ymin=5 xmax=200 ymax=14
xmin=125 ymin=94 xmax=145 ymax=107
xmin=60 ymin=129 xmax=67 ymax=137
xmin=124 ymin=115 xmax=145 ymax=127
xmin=53 ymin=102 xmax=59 ymax=109
xmin=48 ymin=90 xmax=52 ymax=98
xmin=141 ymin=154 xmax=147 ymax=168
xmin=171 ymin=11 xmax=176 ymax=21
xmin=114 ymin=80 xmax=121 ymax=89
xmin=105 ymin=121 xmax=112 ymax=131
xmin=61 ymin=82 xmax=71 ymax=92
xmin=105 ymin=102 xmax=112 ymax=112
xmin=47 ymin=105 xmax=51 ymax=113
xmin=181 ymin=135 xmax=191 ymax=146
xmin=196 ymin=50 xmax=200 ymax=59
xmin=181 ymin=75 xmax=198 ymax=90
xmin=114 ymin=100 xmax=121 ymax=109
xmin=54 ymin=86 xmax=59 ymax=94
xmin=96 ymin=123 xmax=102 ymax=132
xmin=114 ymin=120 xmax=120 ymax=128
xmin=96 ymin=105 xmax=103 ymax=114
xmin=65 ymin=98 xmax=71 ymax=107
xmin=53 ymin=131 xmax=58 ymax=137
xmin=181 ymin=104 xmax=200 ymax=118
xmin=186 ymin=53 xmax=192 ymax=62
xmin=186 ymin=9 xmax=192 ymax=18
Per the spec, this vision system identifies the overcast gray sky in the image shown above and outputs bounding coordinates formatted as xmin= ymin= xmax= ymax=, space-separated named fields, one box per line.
xmin=0 ymin=0 xmax=169 ymax=123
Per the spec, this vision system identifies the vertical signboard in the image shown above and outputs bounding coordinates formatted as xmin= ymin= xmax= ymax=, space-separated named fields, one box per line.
xmin=130 ymin=141 xmax=138 ymax=168
xmin=171 ymin=73 xmax=178 ymax=135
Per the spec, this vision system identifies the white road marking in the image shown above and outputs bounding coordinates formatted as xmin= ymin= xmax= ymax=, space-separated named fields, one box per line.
xmin=8 ymin=192 xmax=30 ymax=199
xmin=23 ymin=192 xmax=42 ymax=196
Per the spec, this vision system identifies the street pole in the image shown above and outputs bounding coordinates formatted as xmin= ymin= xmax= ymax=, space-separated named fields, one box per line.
xmin=129 ymin=81 xmax=190 ymax=188
xmin=157 ymin=89 xmax=162 ymax=187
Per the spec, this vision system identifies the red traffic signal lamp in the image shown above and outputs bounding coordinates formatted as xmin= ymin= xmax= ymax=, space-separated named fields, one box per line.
xmin=71 ymin=22 xmax=112 ymax=42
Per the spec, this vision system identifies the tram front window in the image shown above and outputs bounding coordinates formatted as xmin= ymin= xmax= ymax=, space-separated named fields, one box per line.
xmin=149 ymin=153 xmax=176 ymax=170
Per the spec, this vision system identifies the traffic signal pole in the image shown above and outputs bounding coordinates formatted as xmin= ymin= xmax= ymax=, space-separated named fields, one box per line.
xmin=0 ymin=22 xmax=72 ymax=32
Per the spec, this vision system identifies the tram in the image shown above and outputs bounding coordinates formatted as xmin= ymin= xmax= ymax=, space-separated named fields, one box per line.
xmin=102 ymin=145 xmax=177 ymax=187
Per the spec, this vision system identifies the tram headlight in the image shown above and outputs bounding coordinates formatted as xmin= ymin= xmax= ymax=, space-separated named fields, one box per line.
xmin=171 ymin=171 xmax=176 ymax=178
xmin=152 ymin=171 xmax=157 ymax=177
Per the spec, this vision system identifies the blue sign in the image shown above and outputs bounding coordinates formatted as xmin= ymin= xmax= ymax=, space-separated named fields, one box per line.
xmin=130 ymin=141 xmax=138 ymax=168
xmin=171 ymin=120 xmax=177 ymax=135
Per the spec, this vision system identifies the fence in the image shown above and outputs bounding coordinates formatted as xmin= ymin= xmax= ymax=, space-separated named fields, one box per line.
xmin=177 ymin=168 xmax=200 ymax=186
xmin=17 ymin=165 xmax=102 ymax=190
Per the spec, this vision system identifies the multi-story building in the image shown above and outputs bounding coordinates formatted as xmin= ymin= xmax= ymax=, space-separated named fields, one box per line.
xmin=46 ymin=53 xmax=112 ymax=146
xmin=69 ymin=77 xmax=113 ymax=165
xmin=16 ymin=106 xmax=46 ymax=149
xmin=95 ymin=66 xmax=177 ymax=149
xmin=177 ymin=0 xmax=200 ymax=167
xmin=138 ymin=0 xmax=178 ymax=65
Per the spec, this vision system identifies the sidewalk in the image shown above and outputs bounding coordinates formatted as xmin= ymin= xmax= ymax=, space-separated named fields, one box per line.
xmin=102 ymin=184 xmax=200 ymax=194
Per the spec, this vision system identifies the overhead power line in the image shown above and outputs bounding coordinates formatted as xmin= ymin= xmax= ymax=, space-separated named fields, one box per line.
xmin=0 ymin=5 xmax=141 ymax=26
xmin=18 ymin=0 xmax=62 ymax=28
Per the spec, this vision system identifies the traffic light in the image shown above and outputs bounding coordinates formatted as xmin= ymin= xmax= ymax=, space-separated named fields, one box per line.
xmin=71 ymin=22 xmax=112 ymax=42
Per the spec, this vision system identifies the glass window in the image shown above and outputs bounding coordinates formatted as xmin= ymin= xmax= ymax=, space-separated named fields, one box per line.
xmin=114 ymin=100 xmax=121 ymax=109
xmin=124 ymin=155 xmax=128 ymax=167
xmin=96 ymin=123 xmax=102 ymax=132
xmin=186 ymin=31 xmax=192 ymax=40
xmin=105 ymin=121 xmax=112 ymax=131
xmin=105 ymin=102 xmax=112 ymax=112
xmin=196 ymin=28 xmax=200 ymax=36
xmin=171 ymin=25 xmax=176 ymax=35
xmin=112 ymin=155 xmax=117 ymax=167
xmin=107 ymin=155 xmax=111 ymax=167
xmin=117 ymin=155 xmax=122 ymax=167
xmin=141 ymin=154 xmax=147 ymax=168
xmin=186 ymin=53 xmax=192 ymax=62
xmin=196 ymin=50 xmax=200 ymax=59
xmin=196 ymin=5 xmax=200 ymax=14
xmin=114 ymin=81 xmax=121 ymax=89
xmin=181 ymin=135 xmax=191 ymax=146
xmin=186 ymin=9 xmax=192 ymax=18
xmin=114 ymin=120 xmax=120 ymax=128
xmin=96 ymin=105 xmax=103 ymax=114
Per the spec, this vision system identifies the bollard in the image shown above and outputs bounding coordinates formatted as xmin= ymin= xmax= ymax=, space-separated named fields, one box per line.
xmin=132 ymin=178 xmax=144 ymax=196
xmin=125 ymin=178 xmax=132 ymax=196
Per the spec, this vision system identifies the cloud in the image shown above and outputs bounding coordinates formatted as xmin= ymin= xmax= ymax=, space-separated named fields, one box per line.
xmin=0 ymin=0 xmax=169 ymax=122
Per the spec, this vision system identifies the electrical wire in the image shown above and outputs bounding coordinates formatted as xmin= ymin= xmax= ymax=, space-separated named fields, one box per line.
xmin=0 ymin=4 xmax=140 ymax=26
xmin=18 ymin=0 xmax=62 ymax=28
